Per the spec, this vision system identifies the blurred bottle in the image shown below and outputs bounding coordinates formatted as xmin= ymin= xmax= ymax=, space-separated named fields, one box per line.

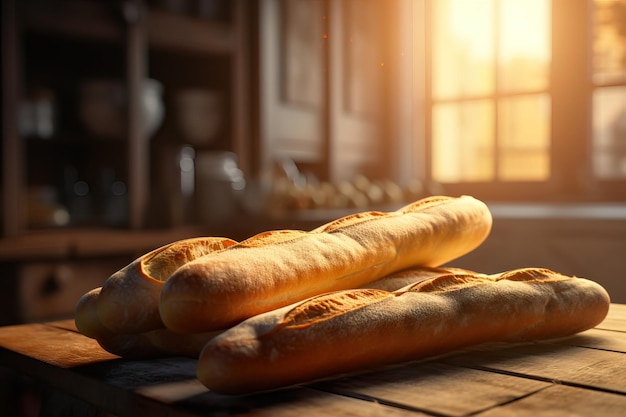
xmin=100 ymin=167 xmax=128 ymax=227
xmin=195 ymin=151 xmax=245 ymax=225
xmin=20 ymin=88 xmax=56 ymax=139
xmin=64 ymin=166 xmax=93 ymax=226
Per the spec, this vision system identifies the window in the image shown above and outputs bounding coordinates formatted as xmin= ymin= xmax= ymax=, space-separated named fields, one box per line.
xmin=416 ymin=0 xmax=626 ymax=201
xmin=592 ymin=0 xmax=626 ymax=180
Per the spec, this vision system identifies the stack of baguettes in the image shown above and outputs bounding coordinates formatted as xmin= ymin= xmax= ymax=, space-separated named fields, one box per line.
xmin=75 ymin=195 xmax=611 ymax=395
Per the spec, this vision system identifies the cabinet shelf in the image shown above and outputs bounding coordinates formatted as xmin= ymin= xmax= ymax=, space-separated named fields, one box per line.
xmin=21 ymin=0 xmax=124 ymax=42
xmin=0 ymin=227 xmax=208 ymax=262
xmin=147 ymin=9 xmax=234 ymax=54
xmin=21 ymin=2 xmax=235 ymax=54
xmin=3 ymin=0 xmax=250 ymax=243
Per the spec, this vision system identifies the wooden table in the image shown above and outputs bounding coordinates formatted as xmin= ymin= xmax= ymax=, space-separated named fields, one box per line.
xmin=1 ymin=304 xmax=625 ymax=417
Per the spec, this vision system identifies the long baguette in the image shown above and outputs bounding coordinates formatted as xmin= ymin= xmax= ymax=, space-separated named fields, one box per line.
xmin=197 ymin=267 xmax=610 ymax=394
xmin=161 ymin=195 xmax=493 ymax=333
xmin=75 ymin=267 xmax=470 ymax=358
xmin=76 ymin=287 xmax=221 ymax=358
xmin=96 ymin=237 xmax=237 ymax=334
xmin=77 ymin=267 xmax=465 ymax=357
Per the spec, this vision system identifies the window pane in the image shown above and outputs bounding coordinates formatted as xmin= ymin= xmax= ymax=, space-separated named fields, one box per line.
xmin=432 ymin=0 xmax=495 ymax=99
xmin=432 ymin=100 xmax=495 ymax=182
xmin=592 ymin=86 xmax=626 ymax=178
xmin=498 ymin=94 xmax=551 ymax=180
xmin=592 ymin=0 xmax=626 ymax=84
xmin=499 ymin=0 xmax=551 ymax=92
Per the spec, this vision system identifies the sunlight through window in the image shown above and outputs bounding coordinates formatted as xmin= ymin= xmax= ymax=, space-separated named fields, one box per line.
xmin=592 ymin=0 xmax=626 ymax=179
xmin=430 ymin=0 xmax=551 ymax=183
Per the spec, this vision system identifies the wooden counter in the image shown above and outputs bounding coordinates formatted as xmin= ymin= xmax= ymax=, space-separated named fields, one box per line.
xmin=1 ymin=304 xmax=625 ymax=417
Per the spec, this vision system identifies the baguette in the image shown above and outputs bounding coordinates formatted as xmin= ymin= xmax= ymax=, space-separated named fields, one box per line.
xmin=197 ymin=267 xmax=610 ymax=394
xmin=76 ymin=287 xmax=221 ymax=358
xmin=96 ymin=237 xmax=237 ymax=334
xmin=161 ymin=195 xmax=493 ymax=333
xmin=75 ymin=266 xmax=465 ymax=358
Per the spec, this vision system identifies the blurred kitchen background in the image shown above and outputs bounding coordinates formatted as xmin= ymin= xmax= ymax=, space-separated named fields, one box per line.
xmin=1 ymin=0 xmax=625 ymax=325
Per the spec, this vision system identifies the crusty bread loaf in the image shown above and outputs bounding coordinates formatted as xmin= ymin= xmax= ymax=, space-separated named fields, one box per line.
xmin=161 ymin=195 xmax=493 ymax=333
xmin=96 ymin=237 xmax=237 ymax=334
xmin=197 ymin=267 xmax=610 ymax=394
xmin=75 ymin=287 xmax=111 ymax=340
xmin=76 ymin=266 xmax=466 ymax=358
xmin=76 ymin=287 xmax=221 ymax=358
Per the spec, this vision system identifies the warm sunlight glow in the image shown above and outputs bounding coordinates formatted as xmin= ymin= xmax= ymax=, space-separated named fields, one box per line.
xmin=433 ymin=101 xmax=494 ymax=182
xmin=499 ymin=94 xmax=551 ymax=181
xmin=593 ymin=86 xmax=626 ymax=178
xmin=499 ymin=0 xmax=551 ymax=92
xmin=500 ymin=0 xmax=550 ymax=62
xmin=446 ymin=0 xmax=493 ymax=60
xmin=430 ymin=0 xmax=551 ymax=183
xmin=593 ymin=0 xmax=626 ymax=84
xmin=432 ymin=0 xmax=494 ymax=99
xmin=592 ymin=0 xmax=626 ymax=179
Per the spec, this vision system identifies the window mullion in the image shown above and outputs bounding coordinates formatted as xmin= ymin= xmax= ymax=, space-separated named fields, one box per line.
xmin=424 ymin=0 xmax=434 ymax=185
xmin=493 ymin=0 xmax=501 ymax=181
xmin=551 ymin=0 xmax=593 ymax=198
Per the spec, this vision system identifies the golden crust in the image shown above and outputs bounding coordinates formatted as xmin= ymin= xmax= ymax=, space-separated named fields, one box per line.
xmin=235 ymin=230 xmax=310 ymax=248
xmin=197 ymin=267 xmax=610 ymax=394
xmin=76 ymin=287 xmax=221 ymax=358
xmin=95 ymin=237 xmax=237 ymax=334
xmin=161 ymin=195 xmax=493 ymax=333
xmin=75 ymin=287 xmax=113 ymax=340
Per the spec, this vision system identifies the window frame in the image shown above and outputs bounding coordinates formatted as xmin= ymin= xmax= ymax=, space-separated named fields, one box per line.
xmin=417 ymin=0 xmax=626 ymax=203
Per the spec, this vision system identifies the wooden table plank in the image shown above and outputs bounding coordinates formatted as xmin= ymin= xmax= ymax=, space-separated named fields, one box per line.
xmin=2 ymin=305 xmax=623 ymax=369
xmin=444 ymin=340 xmax=626 ymax=395
xmin=474 ymin=384 xmax=626 ymax=417
xmin=597 ymin=303 xmax=626 ymax=332
xmin=71 ymin=351 xmax=430 ymax=416
xmin=0 ymin=346 xmax=199 ymax=417
xmin=313 ymin=307 xmax=626 ymax=416
xmin=174 ymin=387 xmax=430 ymax=417
xmin=555 ymin=328 xmax=626 ymax=353
xmin=47 ymin=319 xmax=79 ymax=333
xmin=0 ymin=344 xmax=427 ymax=417
xmin=1 ymin=306 xmax=625 ymax=416
xmin=0 ymin=323 xmax=427 ymax=417
xmin=315 ymin=361 xmax=549 ymax=417
xmin=0 ymin=321 xmax=117 ymax=367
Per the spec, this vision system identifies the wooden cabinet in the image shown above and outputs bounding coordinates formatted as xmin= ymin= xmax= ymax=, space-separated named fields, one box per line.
xmin=1 ymin=0 xmax=250 ymax=238
xmin=257 ymin=0 xmax=398 ymax=183
xmin=0 ymin=0 xmax=413 ymax=325
xmin=0 ymin=0 xmax=252 ymax=323
xmin=17 ymin=257 xmax=130 ymax=323
xmin=2 ymin=0 xmax=411 ymax=246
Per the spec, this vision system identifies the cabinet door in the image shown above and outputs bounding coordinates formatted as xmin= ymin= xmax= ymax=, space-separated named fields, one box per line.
xmin=18 ymin=257 xmax=130 ymax=322
xmin=328 ymin=0 xmax=387 ymax=181
xmin=258 ymin=0 xmax=326 ymax=176
xmin=258 ymin=0 xmax=391 ymax=183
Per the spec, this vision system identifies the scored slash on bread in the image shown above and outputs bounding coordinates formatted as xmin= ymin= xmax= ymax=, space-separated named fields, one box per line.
xmin=197 ymin=267 xmax=610 ymax=395
xmin=95 ymin=237 xmax=237 ymax=334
